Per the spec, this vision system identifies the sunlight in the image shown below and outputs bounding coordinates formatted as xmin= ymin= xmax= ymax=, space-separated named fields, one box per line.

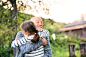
xmin=50 ymin=0 xmax=86 ymax=23
xmin=19 ymin=0 xmax=86 ymax=23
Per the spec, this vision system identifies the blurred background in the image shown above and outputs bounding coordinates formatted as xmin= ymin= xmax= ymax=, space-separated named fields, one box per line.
xmin=1 ymin=0 xmax=86 ymax=57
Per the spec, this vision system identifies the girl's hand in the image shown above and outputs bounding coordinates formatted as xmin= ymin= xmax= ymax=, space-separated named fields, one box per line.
xmin=42 ymin=38 xmax=47 ymax=46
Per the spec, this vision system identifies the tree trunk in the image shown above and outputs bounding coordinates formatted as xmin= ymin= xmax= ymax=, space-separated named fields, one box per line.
xmin=9 ymin=0 xmax=17 ymax=57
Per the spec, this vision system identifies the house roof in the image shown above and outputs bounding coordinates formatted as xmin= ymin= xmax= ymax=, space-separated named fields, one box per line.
xmin=59 ymin=14 xmax=86 ymax=32
xmin=59 ymin=24 xmax=86 ymax=32
xmin=65 ymin=14 xmax=86 ymax=27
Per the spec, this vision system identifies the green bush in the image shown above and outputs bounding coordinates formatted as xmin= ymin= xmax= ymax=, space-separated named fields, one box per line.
xmin=1 ymin=5 xmax=83 ymax=57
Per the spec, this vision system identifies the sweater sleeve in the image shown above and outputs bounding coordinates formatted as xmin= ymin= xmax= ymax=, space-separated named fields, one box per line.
xmin=11 ymin=36 xmax=31 ymax=48
xmin=15 ymin=31 xmax=43 ymax=54
xmin=17 ymin=31 xmax=23 ymax=40
xmin=19 ymin=39 xmax=43 ymax=54
xmin=40 ymin=29 xmax=49 ymax=38
xmin=11 ymin=31 xmax=33 ymax=48
xmin=41 ymin=30 xmax=52 ymax=57
xmin=43 ymin=37 xmax=52 ymax=57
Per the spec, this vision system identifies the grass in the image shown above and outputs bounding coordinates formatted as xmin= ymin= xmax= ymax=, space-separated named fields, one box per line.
xmin=51 ymin=44 xmax=81 ymax=57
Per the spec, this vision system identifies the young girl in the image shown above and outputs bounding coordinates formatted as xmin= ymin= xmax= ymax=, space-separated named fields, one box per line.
xmin=11 ymin=20 xmax=44 ymax=57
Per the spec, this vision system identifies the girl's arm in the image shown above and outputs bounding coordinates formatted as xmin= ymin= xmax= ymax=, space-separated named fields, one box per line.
xmin=11 ymin=29 xmax=49 ymax=48
xmin=19 ymin=39 xmax=43 ymax=54
xmin=11 ymin=36 xmax=32 ymax=48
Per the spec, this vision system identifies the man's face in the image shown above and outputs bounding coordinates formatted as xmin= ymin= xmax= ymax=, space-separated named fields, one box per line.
xmin=32 ymin=17 xmax=43 ymax=31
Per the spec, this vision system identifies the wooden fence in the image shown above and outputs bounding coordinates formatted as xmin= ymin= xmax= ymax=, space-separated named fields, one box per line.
xmin=69 ymin=43 xmax=86 ymax=57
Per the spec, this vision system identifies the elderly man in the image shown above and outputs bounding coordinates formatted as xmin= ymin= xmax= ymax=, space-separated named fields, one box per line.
xmin=16 ymin=17 xmax=52 ymax=57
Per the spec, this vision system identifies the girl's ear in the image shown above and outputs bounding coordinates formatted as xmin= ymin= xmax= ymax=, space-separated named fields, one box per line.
xmin=26 ymin=32 xmax=30 ymax=35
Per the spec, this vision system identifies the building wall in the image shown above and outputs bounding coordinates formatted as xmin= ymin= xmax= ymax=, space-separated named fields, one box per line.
xmin=65 ymin=28 xmax=86 ymax=38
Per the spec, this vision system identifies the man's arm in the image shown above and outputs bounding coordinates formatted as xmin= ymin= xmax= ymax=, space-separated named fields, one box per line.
xmin=39 ymin=29 xmax=52 ymax=57
xmin=17 ymin=31 xmax=23 ymax=40
xmin=41 ymin=30 xmax=52 ymax=57
xmin=43 ymin=37 xmax=52 ymax=57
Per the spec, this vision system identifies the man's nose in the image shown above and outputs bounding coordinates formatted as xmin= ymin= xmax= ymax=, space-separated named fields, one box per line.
xmin=39 ymin=22 xmax=42 ymax=25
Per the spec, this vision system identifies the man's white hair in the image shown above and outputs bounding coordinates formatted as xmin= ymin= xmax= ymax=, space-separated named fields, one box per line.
xmin=30 ymin=17 xmax=42 ymax=21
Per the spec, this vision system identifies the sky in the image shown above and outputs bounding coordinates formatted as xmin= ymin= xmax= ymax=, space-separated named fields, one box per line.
xmin=50 ymin=0 xmax=86 ymax=23
xmin=23 ymin=0 xmax=86 ymax=23
xmin=3 ymin=0 xmax=86 ymax=23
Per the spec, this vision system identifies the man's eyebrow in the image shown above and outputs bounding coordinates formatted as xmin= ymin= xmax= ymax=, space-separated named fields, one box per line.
xmin=36 ymin=20 xmax=39 ymax=21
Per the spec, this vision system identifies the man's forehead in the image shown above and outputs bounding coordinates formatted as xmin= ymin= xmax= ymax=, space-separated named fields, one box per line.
xmin=31 ymin=17 xmax=42 ymax=22
xmin=35 ymin=19 xmax=42 ymax=22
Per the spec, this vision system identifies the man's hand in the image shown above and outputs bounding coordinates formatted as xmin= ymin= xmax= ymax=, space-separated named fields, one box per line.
xmin=42 ymin=38 xmax=47 ymax=46
xmin=15 ymin=35 xmax=17 ymax=41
